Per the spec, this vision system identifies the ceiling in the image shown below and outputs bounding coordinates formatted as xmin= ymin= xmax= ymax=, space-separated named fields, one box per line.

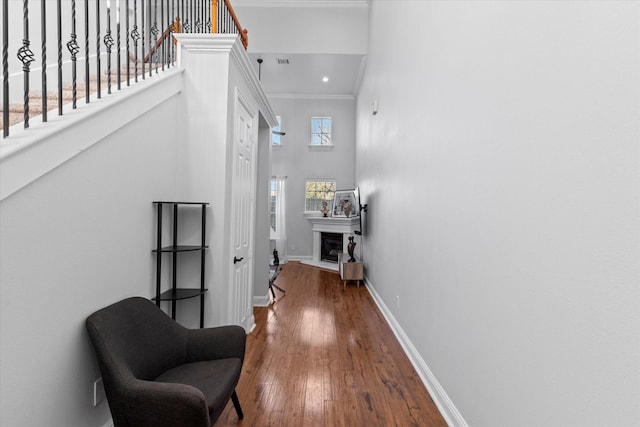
xmin=248 ymin=53 xmax=366 ymax=98
xmin=233 ymin=0 xmax=368 ymax=97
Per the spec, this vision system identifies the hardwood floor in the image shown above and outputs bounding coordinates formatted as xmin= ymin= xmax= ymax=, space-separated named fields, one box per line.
xmin=216 ymin=262 xmax=447 ymax=427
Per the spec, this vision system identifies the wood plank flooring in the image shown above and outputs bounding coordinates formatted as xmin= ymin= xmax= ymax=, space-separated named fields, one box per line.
xmin=216 ymin=262 xmax=447 ymax=427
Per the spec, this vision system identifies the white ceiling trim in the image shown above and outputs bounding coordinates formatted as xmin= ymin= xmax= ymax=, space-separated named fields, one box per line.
xmin=233 ymin=0 xmax=368 ymax=8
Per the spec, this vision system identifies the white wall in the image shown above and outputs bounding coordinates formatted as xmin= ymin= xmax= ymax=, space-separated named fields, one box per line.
xmin=175 ymin=34 xmax=277 ymax=327
xmin=0 ymin=35 xmax=276 ymax=425
xmin=270 ymin=96 xmax=356 ymax=259
xmin=234 ymin=3 xmax=368 ymax=55
xmin=356 ymin=1 xmax=640 ymax=426
xmin=0 ymin=89 xmax=183 ymax=426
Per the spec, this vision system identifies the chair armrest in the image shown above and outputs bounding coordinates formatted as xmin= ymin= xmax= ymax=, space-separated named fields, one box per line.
xmin=117 ymin=379 xmax=211 ymax=427
xmin=185 ymin=325 xmax=246 ymax=363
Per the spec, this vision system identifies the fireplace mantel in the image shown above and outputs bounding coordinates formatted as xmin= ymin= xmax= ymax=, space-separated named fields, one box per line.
xmin=302 ymin=216 xmax=360 ymax=271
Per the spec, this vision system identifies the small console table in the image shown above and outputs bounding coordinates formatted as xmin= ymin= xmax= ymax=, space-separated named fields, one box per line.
xmin=338 ymin=252 xmax=363 ymax=288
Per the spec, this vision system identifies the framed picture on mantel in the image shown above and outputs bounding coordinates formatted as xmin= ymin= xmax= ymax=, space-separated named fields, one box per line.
xmin=332 ymin=189 xmax=359 ymax=218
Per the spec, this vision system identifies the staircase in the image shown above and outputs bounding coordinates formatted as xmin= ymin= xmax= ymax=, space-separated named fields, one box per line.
xmin=0 ymin=63 xmax=166 ymax=132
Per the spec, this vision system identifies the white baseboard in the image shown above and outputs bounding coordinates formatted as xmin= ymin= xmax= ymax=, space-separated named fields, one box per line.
xmin=253 ymin=293 xmax=271 ymax=307
xmin=101 ymin=419 xmax=114 ymax=427
xmin=286 ymin=255 xmax=312 ymax=262
xmin=363 ymin=277 xmax=468 ymax=427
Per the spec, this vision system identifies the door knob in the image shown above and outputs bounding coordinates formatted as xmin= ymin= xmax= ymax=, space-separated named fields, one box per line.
xmin=234 ymin=256 xmax=244 ymax=264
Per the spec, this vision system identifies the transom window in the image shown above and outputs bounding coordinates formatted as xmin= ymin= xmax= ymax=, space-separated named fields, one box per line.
xmin=305 ymin=179 xmax=336 ymax=212
xmin=311 ymin=117 xmax=332 ymax=145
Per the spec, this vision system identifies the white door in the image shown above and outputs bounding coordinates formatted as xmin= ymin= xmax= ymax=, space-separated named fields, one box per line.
xmin=230 ymin=92 xmax=257 ymax=331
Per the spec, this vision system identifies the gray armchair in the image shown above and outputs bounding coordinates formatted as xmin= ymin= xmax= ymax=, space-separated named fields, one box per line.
xmin=86 ymin=297 xmax=245 ymax=427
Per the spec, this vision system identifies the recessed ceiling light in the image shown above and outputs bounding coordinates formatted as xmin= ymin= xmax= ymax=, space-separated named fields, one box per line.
xmin=322 ymin=76 xmax=329 ymax=83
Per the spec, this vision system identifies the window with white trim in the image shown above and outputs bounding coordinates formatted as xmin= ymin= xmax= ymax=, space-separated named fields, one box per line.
xmin=305 ymin=179 xmax=336 ymax=212
xmin=310 ymin=117 xmax=332 ymax=145
xmin=270 ymin=178 xmax=277 ymax=232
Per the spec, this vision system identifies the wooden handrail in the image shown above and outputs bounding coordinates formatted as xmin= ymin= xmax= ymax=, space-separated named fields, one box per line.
xmin=223 ymin=0 xmax=248 ymax=49
xmin=144 ymin=17 xmax=181 ymax=63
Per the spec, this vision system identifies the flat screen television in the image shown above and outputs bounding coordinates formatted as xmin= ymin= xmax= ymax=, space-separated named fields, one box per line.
xmin=332 ymin=187 xmax=367 ymax=235
xmin=354 ymin=187 xmax=367 ymax=236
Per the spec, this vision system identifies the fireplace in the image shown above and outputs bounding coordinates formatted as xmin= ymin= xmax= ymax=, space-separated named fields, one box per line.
xmin=321 ymin=232 xmax=343 ymax=263
xmin=302 ymin=216 xmax=360 ymax=271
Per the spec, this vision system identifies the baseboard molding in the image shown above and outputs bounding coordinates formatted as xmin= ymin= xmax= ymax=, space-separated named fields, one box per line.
xmin=101 ymin=419 xmax=114 ymax=427
xmin=286 ymin=255 xmax=312 ymax=262
xmin=253 ymin=293 xmax=271 ymax=307
xmin=363 ymin=276 xmax=468 ymax=427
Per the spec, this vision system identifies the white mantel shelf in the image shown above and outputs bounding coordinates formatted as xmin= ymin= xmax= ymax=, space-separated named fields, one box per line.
xmin=302 ymin=216 xmax=360 ymax=271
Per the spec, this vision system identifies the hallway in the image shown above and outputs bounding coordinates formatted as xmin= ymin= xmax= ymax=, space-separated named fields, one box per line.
xmin=217 ymin=262 xmax=447 ymax=426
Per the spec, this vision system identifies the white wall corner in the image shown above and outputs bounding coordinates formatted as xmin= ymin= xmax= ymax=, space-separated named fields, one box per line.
xmin=363 ymin=277 xmax=469 ymax=427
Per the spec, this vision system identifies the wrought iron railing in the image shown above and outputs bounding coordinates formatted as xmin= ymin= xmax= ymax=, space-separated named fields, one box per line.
xmin=1 ymin=0 xmax=248 ymax=138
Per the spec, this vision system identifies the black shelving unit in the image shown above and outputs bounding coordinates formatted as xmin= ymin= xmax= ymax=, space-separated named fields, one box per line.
xmin=152 ymin=201 xmax=209 ymax=328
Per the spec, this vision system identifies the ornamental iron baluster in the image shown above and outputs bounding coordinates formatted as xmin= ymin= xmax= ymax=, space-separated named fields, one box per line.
xmin=147 ymin=0 xmax=152 ymax=78
xmin=85 ymin=0 xmax=90 ymax=103
xmin=117 ymin=0 xmax=121 ymax=90
xmin=125 ymin=0 xmax=130 ymax=86
xmin=141 ymin=0 xmax=145 ymax=78
xmin=3 ymin=0 xmax=9 ymax=137
xmin=195 ymin=0 xmax=201 ymax=33
xmin=184 ymin=0 xmax=190 ymax=33
xmin=96 ymin=0 xmax=102 ymax=98
xmin=131 ymin=0 xmax=140 ymax=82
xmin=41 ymin=0 xmax=47 ymax=122
xmin=18 ymin=0 xmax=35 ymax=128
xmin=104 ymin=3 xmax=114 ymax=94
xmin=67 ymin=0 xmax=79 ymax=109
xmin=150 ymin=0 xmax=158 ymax=74
xmin=160 ymin=0 xmax=165 ymax=71
xmin=56 ymin=0 xmax=63 ymax=113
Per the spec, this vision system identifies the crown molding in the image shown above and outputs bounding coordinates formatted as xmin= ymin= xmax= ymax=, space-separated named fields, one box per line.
xmin=173 ymin=33 xmax=278 ymax=126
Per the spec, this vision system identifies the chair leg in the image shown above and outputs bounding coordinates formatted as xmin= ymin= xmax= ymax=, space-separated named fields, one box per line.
xmin=231 ymin=391 xmax=244 ymax=420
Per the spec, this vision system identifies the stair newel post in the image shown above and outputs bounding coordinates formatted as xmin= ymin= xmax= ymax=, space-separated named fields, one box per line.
xmin=211 ymin=0 xmax=217 ymax=34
